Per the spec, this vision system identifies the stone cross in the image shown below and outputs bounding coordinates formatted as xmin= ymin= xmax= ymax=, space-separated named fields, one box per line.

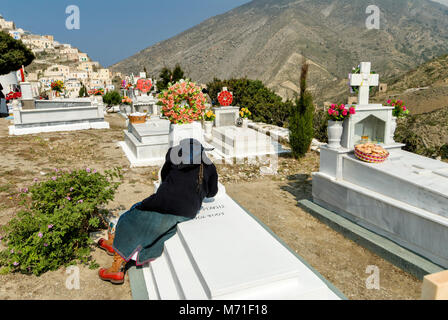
xmin=349 ymin=62 xmax=379 ymax=105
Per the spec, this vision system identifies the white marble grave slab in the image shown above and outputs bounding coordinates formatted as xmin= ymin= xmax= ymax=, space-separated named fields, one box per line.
xmin=314 ymin=148 xmax=448 ymax=268
xmin=140 ymin=188 xmax=342 ymax=300
xmin=9 ymin=104 xmax=109 ymax=135
xmin=120 ymin=118 xmax=170 ymax=167
xmin=210 ymin=126 xmax=287 ymax=159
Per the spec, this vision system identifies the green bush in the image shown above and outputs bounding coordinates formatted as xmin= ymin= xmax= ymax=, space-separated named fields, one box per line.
xmin=313 ymin=109 xmax=328 ymax=143
xmin=0 ymin=168 xmax=122 ymax=275
xmin=157 ymin=64 xmax=186 ymax=92
xmin=103 ymin=91 xmax=122 ymax=107
xmin=0 ymin=31 xmax=35 ymax=75
xmin=206 ymin=78 xmax=291 ymax=127
xmin=289 ymin=61 xmax=314 ymax=158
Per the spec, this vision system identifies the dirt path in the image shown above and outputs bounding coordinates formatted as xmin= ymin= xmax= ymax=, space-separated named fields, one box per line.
xmin=0 ymin=114 xmax=422 ymax=300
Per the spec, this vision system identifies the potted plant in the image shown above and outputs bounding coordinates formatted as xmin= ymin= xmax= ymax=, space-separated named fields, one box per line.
xmin=203 ymin=110 xmax=216 ymax=141
xmin=158 ymin=79 xmax=207 ymax=146
xmin=327 ymin=104 xmax=356 ymax=149
xmin=239 ymin=107 xmax=251 ymax=128
xmin=384 ymin=99 xmax=409 ymax=142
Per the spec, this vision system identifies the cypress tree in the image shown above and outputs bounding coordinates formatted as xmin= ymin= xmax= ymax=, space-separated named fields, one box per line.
xmin=289 ymin=58 xmax=315 ymax=158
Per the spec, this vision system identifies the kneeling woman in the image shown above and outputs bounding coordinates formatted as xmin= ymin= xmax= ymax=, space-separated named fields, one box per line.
xmin=98 ymin=139 xmax=218 ymax=284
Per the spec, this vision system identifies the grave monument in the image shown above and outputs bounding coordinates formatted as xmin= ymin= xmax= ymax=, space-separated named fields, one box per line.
xmin=313 ymin=62 xmax=448 ymax=268
xmin=9 ymin=83 xmax=109 ymax=135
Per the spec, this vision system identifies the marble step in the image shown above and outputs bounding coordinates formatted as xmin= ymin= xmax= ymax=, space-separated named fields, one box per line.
xmin=212 ymin=127 xmax=277 ymax=150
xmin=164 ymin=234 xmax=209 ymax=299
xmin=342 ymin=153 xmax=448 ymax=218
xmin=148 ymin=252 xmax=181 ymax=300
xmin=210 ymin=135 xmax=279 ymax=157
xmin=143 ymin=263 xmax=161 ymax=300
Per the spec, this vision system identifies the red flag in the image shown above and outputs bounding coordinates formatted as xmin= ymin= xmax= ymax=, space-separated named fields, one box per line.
xmin=20 ymin=66 xmax=25 ymax=82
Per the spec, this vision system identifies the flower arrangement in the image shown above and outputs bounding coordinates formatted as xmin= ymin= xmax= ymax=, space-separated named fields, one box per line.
xmin=204 ymin=110 xmax=216 ymax=122
xmin=88 ymin=88 xmax=104 ymax=96
xmin=349 ymin=65 xmax=376 ymax=94
xmin=50 ymin=80 xmax=65 ymax=93
xmin=5 ymin=91 xmax=21 ymax=101
xmin=384 ymin=99 xmax=409 ymax=118
xmin=239 ymin=107 xmax=251 ymax=119
xmin=327 ymin=104 xmax=356 ymax=121
xmin=158 ymin=79 xmax=207 ymax=124
xmin=122 ymin=96 xmax=132 ymax=105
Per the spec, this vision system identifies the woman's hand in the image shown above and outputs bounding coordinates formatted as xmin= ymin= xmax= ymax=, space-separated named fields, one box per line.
xmin=130 ymin=202 xmax=142 ymax=210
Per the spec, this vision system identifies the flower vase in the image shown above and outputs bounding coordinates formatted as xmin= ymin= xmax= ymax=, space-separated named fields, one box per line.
xmin=204 ymin=121 xmax=213 ymax=142
xmin=390 ymin=116 xmax=397 ymax=143
xmin=242 ymin=118 xmax=249 ymax=129
xmin=169 ymin=122 xmax=204 ymax=147
xmin=327 ymin=120 xmax=344 ymax=149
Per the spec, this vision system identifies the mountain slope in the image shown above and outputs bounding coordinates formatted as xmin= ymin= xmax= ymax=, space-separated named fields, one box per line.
xmin=111 ymin=0 xmax=448 ymax=100
xmin=370 ymin=54 xmax=448 ymax=115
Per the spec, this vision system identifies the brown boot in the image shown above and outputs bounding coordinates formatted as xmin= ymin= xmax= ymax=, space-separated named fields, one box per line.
xmin=98 ymin=253 xmax=127 ymax=284
xmin=98 ymin=232 xmax=115 ymax=256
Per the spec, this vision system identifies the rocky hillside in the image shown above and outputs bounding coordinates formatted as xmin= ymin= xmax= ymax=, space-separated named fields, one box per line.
xmin=371 ymin=54 xmax=448 ymax=114
xmin=111 ymin=0 xmax=448 ymax=100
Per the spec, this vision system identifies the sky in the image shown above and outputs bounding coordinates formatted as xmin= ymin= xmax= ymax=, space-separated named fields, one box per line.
xmin=1 ymin=0 xmax=251 ymax=67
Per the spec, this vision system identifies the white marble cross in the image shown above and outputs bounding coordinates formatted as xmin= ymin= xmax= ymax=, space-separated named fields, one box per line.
xmin=349 ymin=62 xmax=379 ymax=105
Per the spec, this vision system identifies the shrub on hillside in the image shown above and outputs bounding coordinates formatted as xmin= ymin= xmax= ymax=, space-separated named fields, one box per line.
xmin=206 ymin=78 xmax=291 ymax=127
xmin=0 ymin=168 xmax=122 ymax=276
xmin=313 ymin=109 xmax=328 ymax=143
xmin=441 ymin=144 xmax=448 ymax=159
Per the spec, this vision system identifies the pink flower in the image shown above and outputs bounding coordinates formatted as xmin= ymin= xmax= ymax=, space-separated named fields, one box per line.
xmin=13 ymin=262 xmax=19 ymax=266
xmin=342 ymin=109 xmax=348 ymax=116
xmin=10 ymin=249 xmax=14 ymax=254
xmin=330 ymin=104 xmax=336 ymax=109
xmin=93 ymin=169 xmax=97 ymax=174
xmin=339 ymin=104 xmax=345 ymax=110
xmin=334 ymin=111 xmax=339 ymax=116
xmin=22 ymin=188 xmax=28 ymax=193
xmin=349 ymin=107 xmax=356 ymax=115
xmin=48 ymin=224 xmax=53 ymax=229
xmin=51 ymin=176 xmax=57 ymax=181
xmin=70 ymin=187 xmax=74 ymax=192
xmin=328 ymin=109 xmax=334 ymax=115
xmin=387 ymin=100 xmax=391 ymax=104
xmin=78 ymin=200 xmax=83 ymax=203
xmin=66 ymin=196 xmax=71 ymax=201
xmin=38 ymin=232 xmax=43 ymax=238
xmin=33 ymin=178 xmax=38 ymax=183
xmin=44 ymin=243 xmax=48 ymax=247
xmin=403 ymin=106 xmax=407 ymax=111
xmin=86 ymin=168 xmax=91 ymax=173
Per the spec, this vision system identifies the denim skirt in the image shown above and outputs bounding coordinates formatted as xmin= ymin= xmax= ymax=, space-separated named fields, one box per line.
xmin=112 ymin=208 xmax=191 ymax=266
